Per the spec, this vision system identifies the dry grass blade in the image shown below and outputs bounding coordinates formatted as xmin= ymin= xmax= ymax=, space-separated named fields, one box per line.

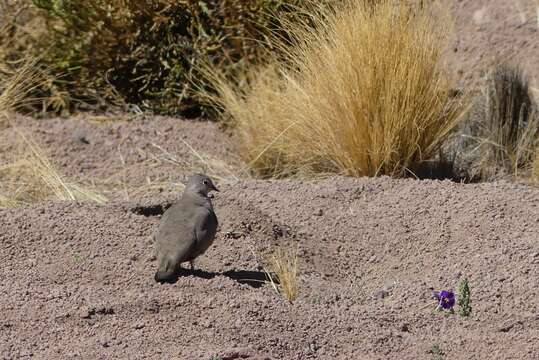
xmin=0 ymin=193 xmax=21 ymax=208
xmin=265 ymin=246 xmax=299 ymax=301
xmin=475 ymin=64 xmax=539 ymax=180
xmin=0 ymin=57 xmax=43 ymax=123
xmin=202 ymin=0 xmax=468 ymax=178
xmin=149 ymin=142 xmax=245 ymax=182
xmin=0 ymin=130 xmax=107 ymax=207
xmin=21 ymin=133 xmax=108 ymax=204
xmin=533 ymin=149 xmax=539 ymax=183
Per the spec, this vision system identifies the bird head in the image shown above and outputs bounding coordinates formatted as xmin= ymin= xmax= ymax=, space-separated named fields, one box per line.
xmin=185 ymin=173 xmax=219 ymax=197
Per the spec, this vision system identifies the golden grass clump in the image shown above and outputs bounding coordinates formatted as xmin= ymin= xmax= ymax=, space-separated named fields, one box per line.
xmin=205 ymin=0 xmax=467 ymax=177
xmin=0 ymin=131 xmax=107 ymax=207
xmin=265 ymin=246 xmax=299 ymax=301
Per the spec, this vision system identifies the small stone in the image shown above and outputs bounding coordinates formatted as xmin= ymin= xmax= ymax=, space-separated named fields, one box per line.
xmin=314 ymin=209 xmax=323 ymax=216
xmin=373 ymin=289 xmax=390 ymax=300
xmin=144 ymin=300 xmax=160 ymax=313
xmin=499 ymin=320 xmax=522 ymax=333
xmin=134 ymin=321 xmax=145 ymax=330
xmin=78 ymin=306 xmax=94 ymax=319
xmin=98 ymin=337 xmax=110 ymax=348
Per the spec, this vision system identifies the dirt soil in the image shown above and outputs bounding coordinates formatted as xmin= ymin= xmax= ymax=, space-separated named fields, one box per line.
xmin=1 ymin=1 xmax=539 ymax=359
xmin=447 ymin=0 xmax=538 ymax=90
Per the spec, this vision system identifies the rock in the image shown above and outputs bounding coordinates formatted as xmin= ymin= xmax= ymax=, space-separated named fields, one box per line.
xmin=373 ymin=289 xmax=390 ymax=300
xmin=220 ymin=347 xmax=253 ymax=359
xmin=78 ymin=306 xmax=94 ymax=319
xmin=144 ymin=299 xmax=160 ymax=313
xmin=134 ymin=321 xmax=145 ymax=330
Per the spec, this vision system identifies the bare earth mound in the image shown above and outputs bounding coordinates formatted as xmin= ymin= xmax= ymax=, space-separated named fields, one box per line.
xmin=1 ymin=176 xmax=538 ymax=359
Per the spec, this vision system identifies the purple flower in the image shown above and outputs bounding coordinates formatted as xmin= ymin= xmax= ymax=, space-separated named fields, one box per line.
xmin=432 ymin=290 xmax=455 ymax=310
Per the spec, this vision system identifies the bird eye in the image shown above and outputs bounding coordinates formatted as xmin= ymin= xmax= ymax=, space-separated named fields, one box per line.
xmin=202 ymin=180 xmax=209 ymax=185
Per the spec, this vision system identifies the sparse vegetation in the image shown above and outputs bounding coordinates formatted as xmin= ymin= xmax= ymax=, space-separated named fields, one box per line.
xmin=204 ymin=0 xmax=467 ymax=178
xmin=457 ymin=278 xmax=472 ymax=317
xmin=429 ymin=344 xmax=445 ymax=360
xmin=0 ymin=57 xmax=43 ymax=123
xmin=0 ymin=0 xmax=317 ymax=116
xmin=0 ymin=131 xmax=107 ymax=207
xmin=473 ymin=64 xmax=538 ymax=181
xmin=533 ymin=149 xmax=539 ymax=183
xmin=265 ymin=246 xmax=299 ymax=301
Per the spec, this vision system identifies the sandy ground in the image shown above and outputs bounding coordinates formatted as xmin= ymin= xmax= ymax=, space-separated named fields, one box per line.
xmin=447 ymin=0 xmax=539 ymax=90
xmin=1 ymin=115 xmax=538 ymax=359
xmin=1 ymin=0 xmax=539 ymax=359
xmin=1 ymin=175 xmax=538 ymax=359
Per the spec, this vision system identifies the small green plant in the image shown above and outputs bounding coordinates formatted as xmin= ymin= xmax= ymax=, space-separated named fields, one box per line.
xmin=457 ymin=278 xmax=472 ymax=317
xmin=209 ymin=355 xmax=222 ymax=360
xmin=73 ymin=253 xmax=84 ymax=264
xmin=430 ymin=344 xmax=445 ymax=360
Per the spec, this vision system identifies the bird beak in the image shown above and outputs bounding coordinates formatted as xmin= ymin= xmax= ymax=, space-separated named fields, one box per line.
xmin=211 ymin=184 xmax=220 ymax=192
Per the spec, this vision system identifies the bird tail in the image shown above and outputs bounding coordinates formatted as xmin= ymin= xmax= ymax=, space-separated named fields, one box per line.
xmin=154 ymin=259 xmax=178 ymax=284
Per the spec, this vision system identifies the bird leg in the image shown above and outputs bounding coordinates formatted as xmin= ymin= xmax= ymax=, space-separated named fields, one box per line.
xmin=189 ymin=260 xmax=195 ymax=270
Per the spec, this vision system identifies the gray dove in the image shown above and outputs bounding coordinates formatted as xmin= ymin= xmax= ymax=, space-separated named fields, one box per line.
xmin=154 ymin=173 xmax=219 ymax=283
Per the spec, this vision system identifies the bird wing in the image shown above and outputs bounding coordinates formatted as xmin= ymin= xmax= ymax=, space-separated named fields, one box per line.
xmin=155 ymin=201 xmax=198 ymax=262
xmin=193 ymin=207 xmax=218 ymax=255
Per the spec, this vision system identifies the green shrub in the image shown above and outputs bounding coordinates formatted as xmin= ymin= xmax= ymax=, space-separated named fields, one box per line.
xmin=0 ymin=0 xmax=308 ymax=115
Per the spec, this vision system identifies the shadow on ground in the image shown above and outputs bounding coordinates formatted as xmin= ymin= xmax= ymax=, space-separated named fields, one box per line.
xmin=169 ymin=268 xmax=273 ymax=288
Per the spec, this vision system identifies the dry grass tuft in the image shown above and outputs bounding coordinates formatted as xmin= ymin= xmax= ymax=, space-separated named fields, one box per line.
xmin=0 ymin=58 xmax=43 ymax=124
xmin=0 ymin=131 xmax=107 ymax=207
xmin=265 ymin=246 xmax=299 ymax=301
xmin=97 ymin=141 xmax=244 ymax=202
xmin=533 ymin=149 xmax=539 ymax=183
xmin=203 ymin=0 xmax=468 ymax=178
xmin=474 ymin=64 xmax=538 ymax=180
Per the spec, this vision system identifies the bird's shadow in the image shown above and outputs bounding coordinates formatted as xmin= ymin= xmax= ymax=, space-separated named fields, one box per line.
xmin=174 ymin=268 xmax=274 ymax=288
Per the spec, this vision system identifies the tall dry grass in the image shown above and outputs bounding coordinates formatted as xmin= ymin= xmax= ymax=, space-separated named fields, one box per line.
xmin=474 ymin=64 xmax=538 ymax=180
xmin=204 ymin=0 xmax=468 ymax=177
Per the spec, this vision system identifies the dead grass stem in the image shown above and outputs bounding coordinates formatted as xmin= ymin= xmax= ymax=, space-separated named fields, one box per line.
xmin=0 ymin=130 xmax=107 ymax=207
xmin=475 ymin=64 xmax=539 ymax=180
xmin=532 ymin=148 xmax=539 ymax=183
xmin=265 ymin=246 xmax=299 ymax=301
xmin=0 ymin=57 xmax=43 ymax=124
